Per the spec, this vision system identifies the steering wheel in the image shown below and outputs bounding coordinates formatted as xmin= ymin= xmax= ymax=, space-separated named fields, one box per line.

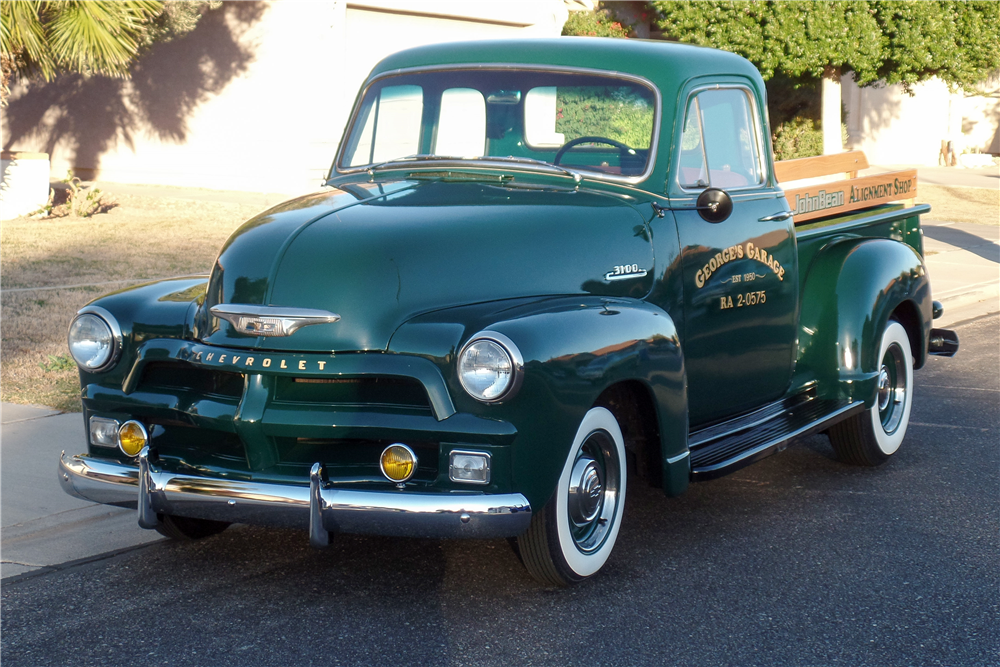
xmin=553 ymin=135 xmax=636 ymax=165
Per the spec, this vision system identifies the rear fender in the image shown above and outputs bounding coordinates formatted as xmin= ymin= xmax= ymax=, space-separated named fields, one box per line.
xmin=389 ymin=296 xmax=688 ymax=508
xmin=794 ymin=239 xmax=931 ymax=406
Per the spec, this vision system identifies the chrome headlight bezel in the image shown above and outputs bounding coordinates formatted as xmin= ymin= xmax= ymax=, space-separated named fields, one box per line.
xmin=457 ymin=331 xmax=524 ymax=404
xmin=67 ymin=306 xmax=122 ymax=373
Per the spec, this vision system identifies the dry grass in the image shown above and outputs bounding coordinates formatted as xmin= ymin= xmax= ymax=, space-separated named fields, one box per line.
xmin=1 ymin=184 xmax=996 ymax=412
xmin=918 ymin=184 xmax=999 ymax=225
xmin=1 ymin=194 xmax=264 ymax=411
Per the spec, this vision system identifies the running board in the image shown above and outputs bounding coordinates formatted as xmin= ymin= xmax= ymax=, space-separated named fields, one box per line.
xmin=689 ymin=396 xmax=865 ymax=481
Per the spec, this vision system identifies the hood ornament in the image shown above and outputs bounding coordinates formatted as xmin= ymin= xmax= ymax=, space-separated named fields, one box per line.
xmin=210 ymin=304 xmax=341 ymax=337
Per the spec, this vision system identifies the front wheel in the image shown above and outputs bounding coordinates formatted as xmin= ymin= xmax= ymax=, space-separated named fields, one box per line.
xmin=829 ymin=319 xmax=914 ymax=466
xmin=517 ymin=407 xmax=627 ymax=586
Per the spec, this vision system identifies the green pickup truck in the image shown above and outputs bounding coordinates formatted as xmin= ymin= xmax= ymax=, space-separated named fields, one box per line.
xmin=60 ymin=38 xmax=959 ymax=586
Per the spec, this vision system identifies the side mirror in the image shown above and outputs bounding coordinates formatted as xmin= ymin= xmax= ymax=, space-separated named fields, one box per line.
xmin=695 ymin=188 xmax=732 ymax=223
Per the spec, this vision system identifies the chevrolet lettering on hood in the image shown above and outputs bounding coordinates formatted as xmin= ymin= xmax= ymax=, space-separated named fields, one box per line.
xmin=60 ymin=37 xmax=956 ymax=588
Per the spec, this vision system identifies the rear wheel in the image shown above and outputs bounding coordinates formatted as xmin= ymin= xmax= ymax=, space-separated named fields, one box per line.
xmin=830 ymin=320 xmax=914 ymax=466
xmin=154 ymin=514 xmax=231 ymax=541
xmin=517 ymin=407 xmax=627 ymax=586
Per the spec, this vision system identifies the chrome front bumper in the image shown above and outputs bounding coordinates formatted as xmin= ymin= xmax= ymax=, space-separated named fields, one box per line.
xmin=59 ymin=450 xmax=532 ymax=545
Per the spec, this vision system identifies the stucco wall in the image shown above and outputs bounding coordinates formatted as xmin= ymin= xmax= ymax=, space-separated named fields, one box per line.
xmin=1 ymin=0 xmax=568 ymax=195
xmin=843 ymin=73 xmax=1000 ymax=166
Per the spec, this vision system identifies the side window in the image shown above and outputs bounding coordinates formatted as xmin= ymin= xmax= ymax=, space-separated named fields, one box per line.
xmin=678 ymin=88 xmax=763 ymax=189
xmin=347 ymin=85 xmax=423 ymax=167
xmin=435 ymin=88 xmax=486 ymax=157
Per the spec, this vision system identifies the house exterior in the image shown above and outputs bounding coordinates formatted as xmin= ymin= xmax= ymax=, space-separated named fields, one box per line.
xmin=843 ymin=72 xmax=1000 ymax=166
xmin=1 ymin=1 xmax=569 ymax=196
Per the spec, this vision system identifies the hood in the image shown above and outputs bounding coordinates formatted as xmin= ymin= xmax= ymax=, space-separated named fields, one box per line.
xmin=198 ymin=179 xmax=653 ymax=352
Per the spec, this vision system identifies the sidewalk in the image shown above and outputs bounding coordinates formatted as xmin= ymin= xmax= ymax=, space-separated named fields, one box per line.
xmin=1 ymin=404 xmax=162 ymax=580
xmin=1 ymin=174 xmax=997 ymax=581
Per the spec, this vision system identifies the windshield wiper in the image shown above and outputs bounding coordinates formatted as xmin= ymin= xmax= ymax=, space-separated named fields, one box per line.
xmin=366 ymin=154 xmax=583 ymax=183
xmin=478 ymin=156 xmax=583 ymax=182
xmin=366 ymin=154 xmax=465 ymax=174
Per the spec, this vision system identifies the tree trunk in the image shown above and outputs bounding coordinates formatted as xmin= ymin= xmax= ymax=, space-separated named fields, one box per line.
xmin=822 ymin=65 xmax=843 ymax=155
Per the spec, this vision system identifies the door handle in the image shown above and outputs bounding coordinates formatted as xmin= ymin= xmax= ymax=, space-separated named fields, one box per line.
xmin=758 ymin=211 xmax=793 ymax=222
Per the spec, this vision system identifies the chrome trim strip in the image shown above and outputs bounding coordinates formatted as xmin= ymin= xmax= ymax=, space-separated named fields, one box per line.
xmin=333 ymin=63 xmax=663 ymax=186
xmin=665 ymin=450 xmax=691 ymax=465
xmin=60 ymin=452 xmax=532 ymax=540
xmin=210 ymin=304 xmax=341 ymax=338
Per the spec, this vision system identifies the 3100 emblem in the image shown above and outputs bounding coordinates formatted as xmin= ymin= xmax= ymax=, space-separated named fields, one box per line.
xmin=605 ymin=264 xmax=648 ymax=281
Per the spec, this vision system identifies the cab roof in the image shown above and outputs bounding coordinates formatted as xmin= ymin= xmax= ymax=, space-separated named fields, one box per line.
xmin=369 ymin=37 xmax=763 ymax=94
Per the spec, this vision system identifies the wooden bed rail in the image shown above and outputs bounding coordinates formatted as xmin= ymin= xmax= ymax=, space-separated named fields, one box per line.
xmin=775 ymin=150 xmax=917 ymax=224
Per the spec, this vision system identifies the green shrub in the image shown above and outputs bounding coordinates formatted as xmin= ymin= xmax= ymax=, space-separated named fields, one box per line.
xmin=562 ymin=9 xmax=631 ymax=38
xmin=771 ymin=118 xmax=850 ymax=161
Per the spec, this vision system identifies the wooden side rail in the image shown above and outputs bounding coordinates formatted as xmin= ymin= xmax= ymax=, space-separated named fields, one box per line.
xmin=773 ymin=150 xmax=869 ymax=182
xmin=775 ymin=151 xmax=917 ymax=224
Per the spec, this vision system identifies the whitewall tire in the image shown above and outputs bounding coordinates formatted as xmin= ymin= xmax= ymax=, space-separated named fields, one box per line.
xmin=830 ymin=320 xmax=914 ymax=466
xmin=518 ymin=407 xmax=627 ymax=585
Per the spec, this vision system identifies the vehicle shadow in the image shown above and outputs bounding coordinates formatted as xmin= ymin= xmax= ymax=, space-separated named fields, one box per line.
xmin=922 ymin=225 xmax=1000 ymax=264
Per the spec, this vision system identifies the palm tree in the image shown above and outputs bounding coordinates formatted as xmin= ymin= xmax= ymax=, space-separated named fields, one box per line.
xmin=1 ymin=1 xmax=164 ymax=105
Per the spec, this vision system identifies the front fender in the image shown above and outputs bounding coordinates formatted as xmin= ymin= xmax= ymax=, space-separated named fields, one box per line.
xmin=795 ymin=239 xmax=931 ymax=406
xmin=389 ymin=296 xmax=687 ymax=509
xmin=76 ymin=278 xmax=208 ymax=390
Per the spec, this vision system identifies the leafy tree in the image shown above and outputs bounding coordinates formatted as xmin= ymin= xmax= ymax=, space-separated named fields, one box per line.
xmin=650 ymin=1 xmax=1000 ymax=155
xmin=1 ymin=1 xmax=219 ymax=106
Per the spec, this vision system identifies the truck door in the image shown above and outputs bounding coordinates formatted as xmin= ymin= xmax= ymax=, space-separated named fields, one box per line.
xmin=671 ymin=84 xmax=798 ymax=427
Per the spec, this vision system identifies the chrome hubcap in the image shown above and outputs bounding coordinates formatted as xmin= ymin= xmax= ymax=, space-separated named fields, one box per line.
xmin=877 ymin=366 xmax=891 ymax=411
xmin=878 ymin=343 xmax=908 ymax=435
xmin=569 ymin=457 xmax=604 ymax=524
xmin=566 ymin=430 xmax=620 ymax=554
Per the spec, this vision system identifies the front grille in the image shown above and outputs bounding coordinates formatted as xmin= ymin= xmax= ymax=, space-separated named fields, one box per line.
xmin=273 ymin=437 xmax=438 ymax=482
xmin=273 ymin=376 xmax=431 ymax=411
xmin=145 ymin=419 xmax=248 ymax=470
xmin=137 ymin=361 xmax=244 ymax=399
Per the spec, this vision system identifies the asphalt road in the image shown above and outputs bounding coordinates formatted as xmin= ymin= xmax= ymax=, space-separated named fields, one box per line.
xmin=2 ymin=314 xmax=997 ymax=667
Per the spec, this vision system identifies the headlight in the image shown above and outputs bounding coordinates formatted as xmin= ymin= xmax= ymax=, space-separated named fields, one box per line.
xmin=458 ymin=331 xmax=523 ymax=403
xmin=67 ymin=307 xmax=121 ymax=371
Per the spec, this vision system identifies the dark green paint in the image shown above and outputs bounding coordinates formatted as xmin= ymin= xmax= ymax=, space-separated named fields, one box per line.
xmin=75 ymin=38 xmax=938 ymax=518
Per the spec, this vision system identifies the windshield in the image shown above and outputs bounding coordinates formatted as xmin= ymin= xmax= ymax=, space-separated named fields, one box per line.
xmin=337 ymin=68 xmax=658 ymax=180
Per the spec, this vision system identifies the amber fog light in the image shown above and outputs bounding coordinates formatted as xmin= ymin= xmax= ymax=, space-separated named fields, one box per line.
xmin=118 ymin=420 xmax=148 ymax=457
xmin=380 ymin=444 xmax=416 ymax=483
